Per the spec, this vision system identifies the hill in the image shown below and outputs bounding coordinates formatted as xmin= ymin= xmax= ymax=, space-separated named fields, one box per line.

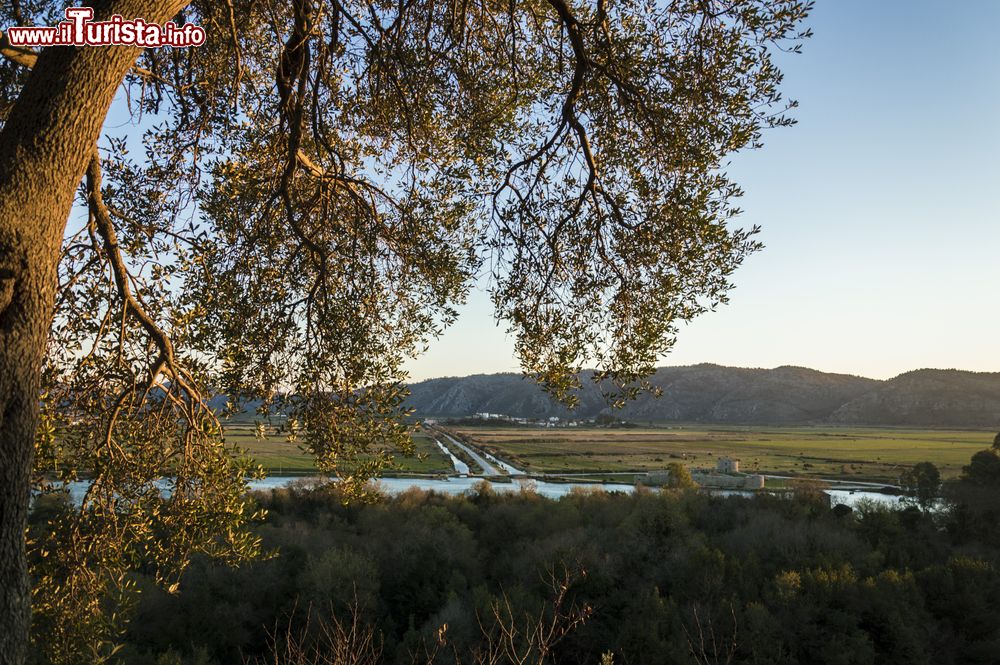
xmin=830 ymin=368 xmax=1000 ymax=427
xmin=404 ymin=364 xmax=1000 ymax=427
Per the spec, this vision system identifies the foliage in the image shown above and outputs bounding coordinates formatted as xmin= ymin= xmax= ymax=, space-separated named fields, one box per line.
xmin=3 ymin=0 xmax=810 ymax=659
xmin=82 ymin=479 xmax=1000 ymax=665
xmin=945 ymin=447 xmax=1000 ymax=547
xmin=665 ymin=462 xmax=695 ymax=489
xmin=900 ymin=461 xmax=940 ymax=509
xmin=959 ymin=449 xmax=1000 ymax=488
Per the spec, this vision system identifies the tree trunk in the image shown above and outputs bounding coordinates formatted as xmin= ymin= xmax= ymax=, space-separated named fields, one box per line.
xmin=0 ymin=2 xmax=189 ymax=661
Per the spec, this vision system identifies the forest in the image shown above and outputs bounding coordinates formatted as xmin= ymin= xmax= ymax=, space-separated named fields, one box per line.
xmin=29 ymin=443 xmax=1000 ymax=665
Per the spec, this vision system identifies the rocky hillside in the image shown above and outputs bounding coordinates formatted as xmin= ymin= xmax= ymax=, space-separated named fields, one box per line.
xmin=829 ymin=369 xmax=1000 ymax=427
xmin=405 ymin=364 xmax=1000 ymax=427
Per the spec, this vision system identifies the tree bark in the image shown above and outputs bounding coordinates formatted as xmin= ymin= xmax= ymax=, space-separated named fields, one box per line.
xmin=0 ymin=1 xmax=189 ymax=661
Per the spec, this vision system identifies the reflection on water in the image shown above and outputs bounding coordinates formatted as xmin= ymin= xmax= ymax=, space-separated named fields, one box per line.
xmin=433 ymin=439 xmax=470 ymax=476
xmin=480 ymin=452 xmax=522 ymax=475
xmin=246 ymin=476 xmax=910 ymax=508
xmin=58 ymin=475 xmax=908 ymax=508
xmin=248 ymin=475 xmax=630 ymax=499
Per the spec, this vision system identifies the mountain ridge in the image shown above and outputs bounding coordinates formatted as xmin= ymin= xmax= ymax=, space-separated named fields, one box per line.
xmin=404 ymin=364 xmax=1000 ymax=427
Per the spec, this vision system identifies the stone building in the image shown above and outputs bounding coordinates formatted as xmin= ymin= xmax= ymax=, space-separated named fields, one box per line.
xmin=716 ymin=457 xmax=740 ymax=474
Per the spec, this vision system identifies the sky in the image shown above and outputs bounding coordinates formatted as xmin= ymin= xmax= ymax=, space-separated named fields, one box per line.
xmin=405 ymin=0 xmax=1000 ymax=382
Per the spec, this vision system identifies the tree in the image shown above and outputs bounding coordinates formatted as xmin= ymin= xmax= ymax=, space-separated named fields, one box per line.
xmin=993 ymin=432 xmax=1000 ymax=450
xmin=665 ymin=462 xmax=696 ymax=490
xmin=960 ymin=449 xmax=1000 ymax=487
xmin=944 ymin=448 xmax=1000 ymax=546
xmin=1 ymin=4 xmax=197 ymax=661
xmin=0 ymin=0 xmax=811 ymax=660
xmin=900 ymin=461 xmax=940 ymax=509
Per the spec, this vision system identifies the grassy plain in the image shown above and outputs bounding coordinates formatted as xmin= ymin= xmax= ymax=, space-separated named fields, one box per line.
xmin=224 ymin=425 xmax=454 ymax=475
xmin=450 ymin=425 xmax=996 ymax=482
xmin=222 ymin=420 xmax=996 ymax=483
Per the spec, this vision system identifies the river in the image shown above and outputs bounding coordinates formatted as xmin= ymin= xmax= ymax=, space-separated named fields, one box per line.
xmin=433 ymin=438 xmax=470 ymax=475
xmin=253 ymin=477 xmax=910 ymax=509
xmin=58 ymin=475 xmax=908 ymax=509
xmin=56 ymin=427 xmax=911 ymax=509
xmin=421 ymin=434 xmax=907 ymax=509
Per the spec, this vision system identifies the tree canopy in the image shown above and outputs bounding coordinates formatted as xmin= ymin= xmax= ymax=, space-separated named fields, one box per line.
xmin=0 ymin=0 xmax=810 ymax=660
xmin=901 ymin=461 xmax=940 ymax=509
xmin=665 ymin=461 xmax=696 ymax=489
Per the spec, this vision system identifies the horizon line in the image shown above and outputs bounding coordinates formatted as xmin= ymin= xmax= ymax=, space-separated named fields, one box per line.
xmin=407 ymin=363 xmax=1000 ymax=384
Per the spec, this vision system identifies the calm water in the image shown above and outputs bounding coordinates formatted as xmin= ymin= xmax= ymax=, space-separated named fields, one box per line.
xmin=260 ymin=477 xmax=913 ymax=509
xmin=58 ymin=475 xmax=907 ymax=508
xmin=248 ymin=475 xmax=632 ymax=499
xmin=433 ymin=439 xmax=470 ymax=476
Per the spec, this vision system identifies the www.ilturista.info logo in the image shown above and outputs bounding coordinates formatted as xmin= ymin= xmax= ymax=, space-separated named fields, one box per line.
xmin=3 ymin=7 xmax=205 ymax=48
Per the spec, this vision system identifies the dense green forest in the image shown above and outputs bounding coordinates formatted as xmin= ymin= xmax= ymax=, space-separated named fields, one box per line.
xmin=31 ymin=444 xmax=1000 ymax=665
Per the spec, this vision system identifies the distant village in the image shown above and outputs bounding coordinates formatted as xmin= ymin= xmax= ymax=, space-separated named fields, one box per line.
xmin=426 ymin=412 xmax=612 ymax=428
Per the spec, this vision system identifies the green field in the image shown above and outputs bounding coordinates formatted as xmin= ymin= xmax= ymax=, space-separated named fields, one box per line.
xmin=451 ymin=425 xmax=996 ymax=483
xmin=224 ymin=426 xmax=455 ymax=475
xmin=222 ymin=421 xmax=997 ymax=483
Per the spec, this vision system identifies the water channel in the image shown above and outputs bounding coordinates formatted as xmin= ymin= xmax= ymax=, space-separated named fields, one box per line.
xmin=59 ymin=474 xmax=907 ymax=509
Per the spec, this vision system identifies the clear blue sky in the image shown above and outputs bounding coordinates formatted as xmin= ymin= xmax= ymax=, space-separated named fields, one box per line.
xmin=406 ymin=0 xmax=1000 ymax=381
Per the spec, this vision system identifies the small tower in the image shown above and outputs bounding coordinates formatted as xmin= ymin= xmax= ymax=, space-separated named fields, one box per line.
xmin=717 ymin=457 xmax=740 ymax=474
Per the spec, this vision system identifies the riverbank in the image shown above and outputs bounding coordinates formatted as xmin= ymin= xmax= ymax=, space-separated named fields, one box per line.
xmin=55 ymin=473 xmax=910 ymax=509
